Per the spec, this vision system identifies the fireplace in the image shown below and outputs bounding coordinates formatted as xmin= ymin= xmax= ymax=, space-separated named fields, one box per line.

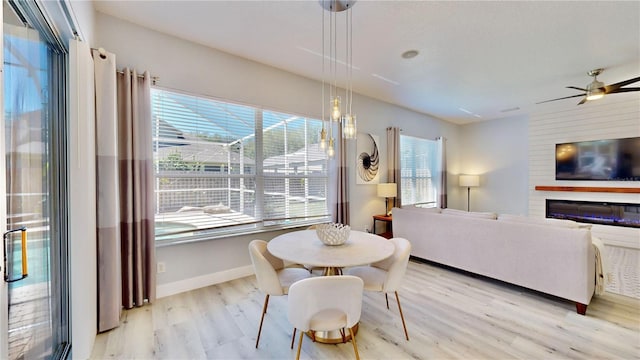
xmin=546 ymin=199 xmax=640 ymax=228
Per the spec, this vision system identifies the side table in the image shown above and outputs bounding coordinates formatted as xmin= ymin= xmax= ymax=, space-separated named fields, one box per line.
xmin=372 ymin=214 xmax=393 ymax=239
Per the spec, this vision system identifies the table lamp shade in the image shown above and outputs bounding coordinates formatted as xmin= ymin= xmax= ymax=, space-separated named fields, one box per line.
xmin=377 ymin=183 xmax=397 ymax=198
xmin=459 ymin=175 xmax=480 ymax=187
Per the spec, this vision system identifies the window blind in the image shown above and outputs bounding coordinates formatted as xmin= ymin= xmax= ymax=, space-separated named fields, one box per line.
xmin=262 ymin=109 xmax=330 ymax=225
xmin=151 ymin=88 xmax=329 ymax=242
xmin=400 ymin=135 xmax=438 ymax=206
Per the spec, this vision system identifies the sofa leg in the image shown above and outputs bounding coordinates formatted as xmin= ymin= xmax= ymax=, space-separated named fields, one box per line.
xmin=575 ymin=302 xmax=587 ymax=315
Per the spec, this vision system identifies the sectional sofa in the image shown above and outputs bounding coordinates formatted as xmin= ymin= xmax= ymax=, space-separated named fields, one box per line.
xmin=393 ymin=206 xmax=596 ymax=314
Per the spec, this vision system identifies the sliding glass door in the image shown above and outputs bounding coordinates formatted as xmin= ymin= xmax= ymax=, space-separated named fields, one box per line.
xmin=1 ymin=1 xmax=69 ymax=358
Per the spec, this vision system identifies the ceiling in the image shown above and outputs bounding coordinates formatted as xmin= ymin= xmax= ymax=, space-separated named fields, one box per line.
xmin=93 ymin=1 xmax=640 ymax=125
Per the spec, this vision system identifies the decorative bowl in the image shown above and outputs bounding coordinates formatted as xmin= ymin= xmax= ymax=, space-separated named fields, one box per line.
xmin=315 ymin=223 xmax=351 ymax=246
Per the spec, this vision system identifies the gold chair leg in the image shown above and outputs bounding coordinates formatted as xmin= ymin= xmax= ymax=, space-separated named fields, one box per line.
xmin=255 ymin=294 xmax=270 ymax=348
xmin=349 ymin=326 xmax=360 ymax=360
xmin=385 ymin=293 xmax=390 ymax=309
xmin=395 ymin=291 xmax=409 ymax=341
xmin=291 ymin=328 xmax=297 ymax=349
xmin=295 ymin=331 xmax=304 ymax=360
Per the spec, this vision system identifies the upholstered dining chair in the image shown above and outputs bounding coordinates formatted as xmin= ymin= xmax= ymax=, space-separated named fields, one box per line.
xmin=248 ymin=239 xmax=311 ymax=348
xmin=344 ymin=237 xmax=411 ymax=340
xmin=287 ymin=275 xmax=364 ymax=360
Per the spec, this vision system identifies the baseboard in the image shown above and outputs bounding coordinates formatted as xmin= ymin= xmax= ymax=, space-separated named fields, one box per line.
xmin=156 ymin=265 xmax=254 ymax=298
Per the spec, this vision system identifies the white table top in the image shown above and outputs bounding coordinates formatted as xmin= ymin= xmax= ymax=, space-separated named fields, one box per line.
xmin=267 ymin=230 xmax=395 ymax=268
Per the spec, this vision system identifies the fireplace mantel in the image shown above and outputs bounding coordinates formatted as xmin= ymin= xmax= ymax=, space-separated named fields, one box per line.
xmin=535 ymin=186 xmax=640 ymax=194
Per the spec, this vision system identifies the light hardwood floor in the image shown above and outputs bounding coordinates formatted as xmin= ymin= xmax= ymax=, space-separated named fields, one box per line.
xmin=91 ymin=260 xmax=640 ymax=359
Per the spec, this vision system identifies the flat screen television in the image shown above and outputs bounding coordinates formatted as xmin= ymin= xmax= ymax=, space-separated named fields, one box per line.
xmin=555 ymin=137 xmax=640 ymax=181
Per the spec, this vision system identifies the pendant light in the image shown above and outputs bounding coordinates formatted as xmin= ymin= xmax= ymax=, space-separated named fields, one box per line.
xmin=320 ymin=0 xmax=357 ymax=158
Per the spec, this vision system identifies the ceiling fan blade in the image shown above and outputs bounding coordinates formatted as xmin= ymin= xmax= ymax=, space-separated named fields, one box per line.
xmin=536 ymin=94 xmax=585 ymax=104
xmin=604 ymin=76 xmax=640 ymax=93
xmin=607 ymin=87 xmax=640 ymax=94
xmin=566 ymin=86 xmax=587 ymax=91
xmin=577 ymin=97 xmax=587 ymax=105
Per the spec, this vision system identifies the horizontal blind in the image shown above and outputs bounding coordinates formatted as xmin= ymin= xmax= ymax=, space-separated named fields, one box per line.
xmin=400 ymin=135 xmax=438 ymax=206
xmin=151 ymin=89 xmax=330 ymax=241
xmin=262 ymin=110 xmax=330 ymax=225
xmin=152 ymin=89 xmax=258 ymax=240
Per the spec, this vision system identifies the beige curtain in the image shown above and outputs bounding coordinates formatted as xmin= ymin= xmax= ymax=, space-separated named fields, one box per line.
xmin=387 ymin=127 xmax=402 ymax=208
xmin=95 ymin=50 xmax=156 ymax=332
xmin=93 ymin=48 xmax=122 ymax=332
xmin=437 ymin=137 xmax=448 ymax=208
xmin=335 ymin=126 xmax=350 ymax=224
xmin=117 ymin=69 xmax=156 ymax=310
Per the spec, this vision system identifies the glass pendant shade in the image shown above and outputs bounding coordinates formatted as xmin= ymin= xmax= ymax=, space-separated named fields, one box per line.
xmin=320 ymin=127 xmax=327 ymax=149
xmin=327 ymin=138 xmax=335 ymax=157
xmin=331 ymin=97 xmax=341 ymax=121
xmin=342 ymin=114 xmax=356 ymax=139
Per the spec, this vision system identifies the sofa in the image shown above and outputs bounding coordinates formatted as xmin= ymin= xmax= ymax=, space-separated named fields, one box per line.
xmin=392 ymin=206 xmax=596 ymax=314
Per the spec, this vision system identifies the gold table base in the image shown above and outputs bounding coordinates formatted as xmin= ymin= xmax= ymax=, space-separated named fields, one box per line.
xmin=306 ymin=323 xmax=358 ymax=344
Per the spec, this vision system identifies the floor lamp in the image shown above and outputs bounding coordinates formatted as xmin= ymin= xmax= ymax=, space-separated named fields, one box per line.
xmin=459 ymin=175 xmax=479 ymax=212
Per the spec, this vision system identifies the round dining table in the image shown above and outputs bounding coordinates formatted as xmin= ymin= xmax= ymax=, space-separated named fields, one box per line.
xmin=268 ymin=229 xmax=395 ymax=275
xmin=267 ymin=229 xmax=395 ymax=343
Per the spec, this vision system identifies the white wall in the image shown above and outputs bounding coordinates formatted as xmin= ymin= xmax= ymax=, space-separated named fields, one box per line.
xmin=68 ymin=39 xmax=97 ymax=360
xmin=460 ymin=114 xmax=529 ymax=214
xmin=68 ymin=0 xmax=96 ymax=45
xmin=529 ymin=97 xmax=640 ymax=249
xmin=94 ymin=13 xmax=461 ymax=288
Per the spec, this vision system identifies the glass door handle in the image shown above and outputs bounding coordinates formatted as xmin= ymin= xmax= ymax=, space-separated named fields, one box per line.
xmin=3 ymin=227 xmax=28 ymax=283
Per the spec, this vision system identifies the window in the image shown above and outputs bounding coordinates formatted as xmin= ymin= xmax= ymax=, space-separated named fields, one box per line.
xmin=152 ymin=88 xmax=329 ymax=243
xmin=400 ymin=135 xmax=439 ymax=207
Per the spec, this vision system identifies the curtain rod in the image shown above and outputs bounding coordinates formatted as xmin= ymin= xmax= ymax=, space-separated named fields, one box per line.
xmin=90 ymin=47 xmax=159 ymax=84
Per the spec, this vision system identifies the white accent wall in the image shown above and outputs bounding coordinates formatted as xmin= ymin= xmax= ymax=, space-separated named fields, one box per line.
xmin=529 ymin=97 xmax=640 ymax=249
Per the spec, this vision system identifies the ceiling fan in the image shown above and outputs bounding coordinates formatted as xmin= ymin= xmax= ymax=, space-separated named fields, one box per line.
xmin=537 ymin=68 xmax=640 ymax=105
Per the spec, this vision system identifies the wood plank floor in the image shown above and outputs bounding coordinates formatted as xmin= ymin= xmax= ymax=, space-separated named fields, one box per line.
xmin=91 ymin=260 xmax=640 ymax=359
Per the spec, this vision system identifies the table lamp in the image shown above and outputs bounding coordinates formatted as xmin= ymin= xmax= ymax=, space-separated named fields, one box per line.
xmin=377 ymin=183 xmax=397 ymax=216
xmin=459 ymin=175 xmax=479 ymax=212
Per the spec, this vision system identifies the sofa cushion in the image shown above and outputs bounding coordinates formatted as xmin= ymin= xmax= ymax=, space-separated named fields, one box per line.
xmin=442 ymin=208 xmax=497 ymax=219
xmin=401 ymin=205 xmax=441 ymax=214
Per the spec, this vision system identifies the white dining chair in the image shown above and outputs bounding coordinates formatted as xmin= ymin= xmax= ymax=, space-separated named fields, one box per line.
xmin=344 ymin=237 xmax=411 ymax=340
xmin=248 ymin=239 xmax=311 ymax=348
xmin=287 ymin=275 xmax=364 ymax=360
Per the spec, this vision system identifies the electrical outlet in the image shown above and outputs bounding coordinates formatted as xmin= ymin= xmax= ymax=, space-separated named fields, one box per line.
xmin=157 ymin=262 xmax=166 ymax=273
xmin=364 ymin=226 xmax=370 ymax=233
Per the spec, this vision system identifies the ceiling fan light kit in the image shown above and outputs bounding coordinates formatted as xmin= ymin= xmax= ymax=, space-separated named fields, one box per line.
xmin=538 ymin=68 xmax=640 ymax=105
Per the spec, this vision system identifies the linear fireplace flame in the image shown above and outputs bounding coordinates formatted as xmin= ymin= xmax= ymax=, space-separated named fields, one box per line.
xmin=546 ymin=199 xmax=640 ymax=228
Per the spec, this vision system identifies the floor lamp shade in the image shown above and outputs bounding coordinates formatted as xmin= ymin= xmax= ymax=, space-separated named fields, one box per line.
xmin=459 ymin=175 xmax=480 ymax=187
